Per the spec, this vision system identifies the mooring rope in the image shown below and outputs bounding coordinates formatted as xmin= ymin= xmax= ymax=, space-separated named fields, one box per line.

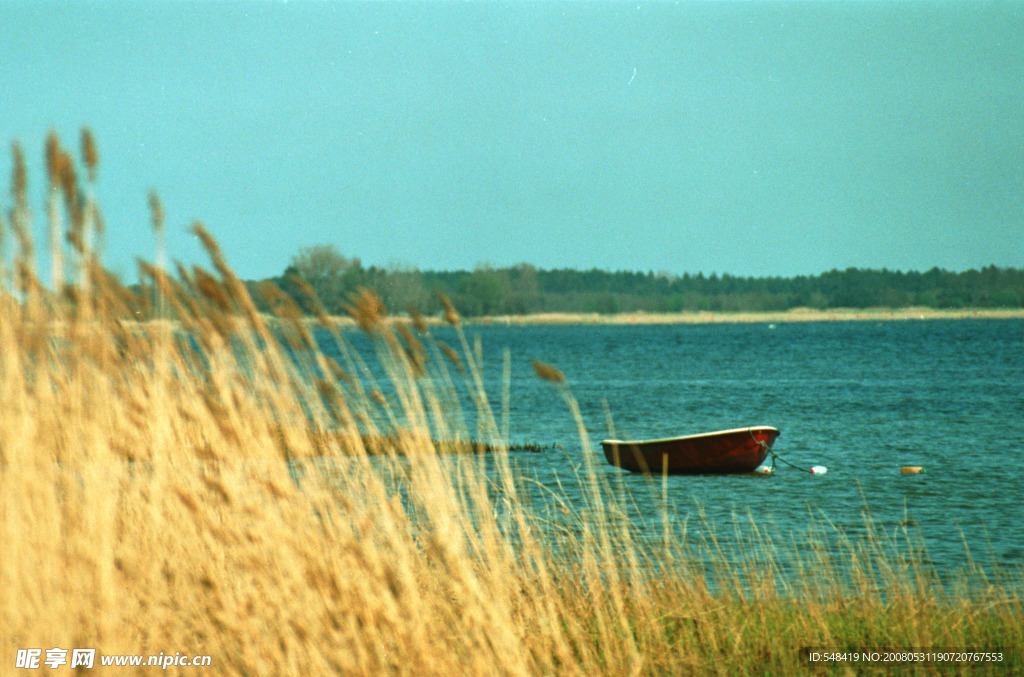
xmin=749 ymin=429 xmax=815 ymax=474
xmin=768 ymin=450 xmax=814 ymax=473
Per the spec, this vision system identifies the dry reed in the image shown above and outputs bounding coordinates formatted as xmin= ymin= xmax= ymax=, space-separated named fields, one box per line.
xmin=1 ymin=136 xmax=1019 ymax=676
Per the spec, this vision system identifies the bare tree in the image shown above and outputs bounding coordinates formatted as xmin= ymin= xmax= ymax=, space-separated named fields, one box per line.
xmin=289 ymin=244 xmax=360 ymax=312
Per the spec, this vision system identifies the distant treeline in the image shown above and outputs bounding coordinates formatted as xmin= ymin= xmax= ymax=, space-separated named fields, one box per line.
xmin=257 ymin=245 xmax=1024 ymax=318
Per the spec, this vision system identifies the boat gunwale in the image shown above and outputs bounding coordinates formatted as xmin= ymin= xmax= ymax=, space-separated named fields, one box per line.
xmin=600 ymin=425 xmax=780 ymax=447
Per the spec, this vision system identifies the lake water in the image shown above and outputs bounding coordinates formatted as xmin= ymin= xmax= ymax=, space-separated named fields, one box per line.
xmin=332 ymin=318 xmax=1024 ymax=585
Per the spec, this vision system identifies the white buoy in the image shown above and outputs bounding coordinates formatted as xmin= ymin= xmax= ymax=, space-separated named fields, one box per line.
xmin=754 ymin=465 xmax=774 ymax=475
xmin=810 ymin=465 xmax=828 ymax=475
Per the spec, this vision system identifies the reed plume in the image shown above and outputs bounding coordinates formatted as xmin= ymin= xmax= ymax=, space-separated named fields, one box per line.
xmin=346 ymin=286 xmax=386 ymax=333
xmin=58 ymin=149 xmax=79 ymax=227
xmin=288 ymin=271 xmax=333 ymax=328
xmin=191 ymin=221 xmax=272 ymax=344
xmin=439 ymin=340 xmax=463 ymax=373
xmin=8 ymin=144 xmax=33 ymax=292
xmin=531 ymin=359 xmax=565 ymax=384
xmin=72 ymin=127 xmax=101 ymax=315
xmin=0 ymin=133 xmax=1018 ymax=677
xmin=396 ymin=321 xmax=427 ymax=376
xmin=45 ymin=130 xmax=60 ymax=188
xmin=408 ymin=305 xmax=428 ymax=333
xmin=146 ymin=190 xmax=167 ymax=318
xmin=81 ymin=127 xmax=98 ymax=183
xmin=437 ymin=289 xmax=460 ymax=325
xmin=149 ymin=191 xmax=165 ymax=255
xmin=45 ymin=130 xmax=65 ymax=293
xmin=11 ymin=141 xmax=26 ymax=198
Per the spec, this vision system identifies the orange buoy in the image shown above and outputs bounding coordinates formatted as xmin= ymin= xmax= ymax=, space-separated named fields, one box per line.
xmin=900 ymin=466 xmax=924 ymax=475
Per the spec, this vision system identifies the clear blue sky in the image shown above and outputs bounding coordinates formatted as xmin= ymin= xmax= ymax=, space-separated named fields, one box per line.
xmin=4 ymin=0 xmax=1023 ymax=282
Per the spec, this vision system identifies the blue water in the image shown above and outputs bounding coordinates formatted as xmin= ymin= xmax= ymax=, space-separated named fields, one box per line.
xmin=332 ymin=319 xmax=1024 ymax=583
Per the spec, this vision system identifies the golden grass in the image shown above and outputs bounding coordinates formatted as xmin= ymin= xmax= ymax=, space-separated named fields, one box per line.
xmin=1 ymin=135 xmax=1020 ymax=675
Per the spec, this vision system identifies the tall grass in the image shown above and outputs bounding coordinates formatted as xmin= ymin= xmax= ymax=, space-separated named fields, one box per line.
xmin=1 ymin=133 xmax=1020 ymax=675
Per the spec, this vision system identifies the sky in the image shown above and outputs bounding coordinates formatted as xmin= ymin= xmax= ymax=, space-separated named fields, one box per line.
xmin=3 ymin=0 xmax=1023 ymax=282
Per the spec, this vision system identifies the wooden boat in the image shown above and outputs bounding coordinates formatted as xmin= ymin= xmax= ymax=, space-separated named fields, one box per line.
xmin=601 ymin=426 xmax=780 ymax=474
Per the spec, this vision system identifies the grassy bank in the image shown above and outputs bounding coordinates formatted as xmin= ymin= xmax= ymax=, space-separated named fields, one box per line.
xmin=2 ymin=136 xmax=1020 ymax=675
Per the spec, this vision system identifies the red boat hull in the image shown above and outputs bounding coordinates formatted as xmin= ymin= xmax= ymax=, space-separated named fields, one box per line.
xmin=601 ymin=426 xmax=780 ymax=474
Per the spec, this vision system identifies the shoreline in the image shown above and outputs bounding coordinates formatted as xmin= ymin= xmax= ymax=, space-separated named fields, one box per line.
xmin=293 ymin=306 xmax=1024 ymax=330
xmin=468 ymin=307 xmax=1024 ymax=326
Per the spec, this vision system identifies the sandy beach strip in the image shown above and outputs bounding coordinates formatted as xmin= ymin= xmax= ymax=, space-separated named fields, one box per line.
xmin=297 ymin=307 xmax=1024 ymax=329
xmin=471 ymin=307 xmax=1024 ymax=326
